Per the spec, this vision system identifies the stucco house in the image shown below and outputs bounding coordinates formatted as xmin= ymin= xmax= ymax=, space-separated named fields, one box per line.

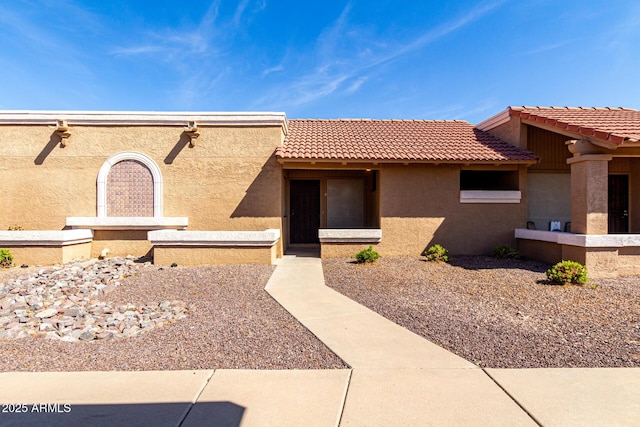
xmin=1 ymin=106 xmax=639 ymax=278
xmin=478 ymin=106 xmax=640 ymax=277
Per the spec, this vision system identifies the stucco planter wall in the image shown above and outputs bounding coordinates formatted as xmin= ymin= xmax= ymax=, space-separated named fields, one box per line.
xmin=0 ymin=230 xmax=93 ymax=265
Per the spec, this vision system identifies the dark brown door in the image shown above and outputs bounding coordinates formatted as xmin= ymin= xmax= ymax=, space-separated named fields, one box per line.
xmin=290 ymin=180 xmax=320 ymax=243
xmin=608 ymin=175 xmax=629 ymax=233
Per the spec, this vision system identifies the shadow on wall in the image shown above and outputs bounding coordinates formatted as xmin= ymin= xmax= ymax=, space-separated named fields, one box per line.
xmin=0 ymin=401 xmax=245 ymax=427
xmin=383 ymin=195 xmax=521 ymax=256
xmin=231 ymin=154 xmax=282 ymax=218
xmin=34 ymin=132 xmax=64 ymax=165
xmin=164 ymin=132 xmax=192 ymax=165
xmin=422 ymin=216 xmax=518 ymax=256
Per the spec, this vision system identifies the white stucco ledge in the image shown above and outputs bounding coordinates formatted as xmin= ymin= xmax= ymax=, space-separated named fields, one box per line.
xmin=515 ymin=228 xmax=640 ymax=248
xmin=66 ymin=217 xmax=188 ymax=230
xmin=460 ymin=190 xmax=521 ymax=203
xmin=318 ymin=229 xmax=382 ymax=243
xmin=0 ymin=229 xmax=93 ymax=246
xmin=148 ymin=229 xmax=281 ymax=247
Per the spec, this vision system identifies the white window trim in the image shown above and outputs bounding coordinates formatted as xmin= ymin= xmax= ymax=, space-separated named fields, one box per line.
xmin=97 ymin=152 xmax=163 ymax=218
xmin=459 ymin=190 xmax=521 ymax=204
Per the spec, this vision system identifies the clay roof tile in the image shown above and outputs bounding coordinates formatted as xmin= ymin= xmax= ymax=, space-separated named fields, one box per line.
xmin=509 ymin=106 xmax=640 ymax=144
xmin=278 ymin=119 xmax=537 ymax=163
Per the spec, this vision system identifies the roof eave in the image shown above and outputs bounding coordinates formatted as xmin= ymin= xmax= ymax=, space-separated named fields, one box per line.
xmin=475 ymin=108 xmax=514 ymax=131
xmin=277 ymin=157 xmax=537 ymax=166
xmin=520 ymin=117 xmax=621 ymax=149
xmin=0 ymin=110 xmax=288 ymax=128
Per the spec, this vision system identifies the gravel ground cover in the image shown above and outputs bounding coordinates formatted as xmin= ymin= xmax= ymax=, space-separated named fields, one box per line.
xmin=0 ymin=262 xmax=346 ymax=371
xmin=323 ymin=256 xmax=640 ymax=368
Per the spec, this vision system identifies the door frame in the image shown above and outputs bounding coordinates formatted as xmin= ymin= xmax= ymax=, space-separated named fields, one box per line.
xmin=608 ymin=174 xmax=629 ymax=234
xmin=288 ymin=179 xmax=321 ymax=244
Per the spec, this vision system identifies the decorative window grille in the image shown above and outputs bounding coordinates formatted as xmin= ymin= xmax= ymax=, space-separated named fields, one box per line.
xmin=106 ymin=160 xmax=154 ymax=217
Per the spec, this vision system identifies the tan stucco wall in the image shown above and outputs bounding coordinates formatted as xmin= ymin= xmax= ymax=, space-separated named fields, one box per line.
xmin=517 ymin=240 xmax=640 ymax=279
xmin=321 ymin=242 xmax=380 ymax=259
xmin=92 ymin=230 xmax=153 ymax=258
xmin=527 ymin=172 xmax=571 ymax=230
xmin=517 ymin=239 xmax=562 ymax=265
xmin=377 ymin=165 xmax=528 ymax=256
xmin=153 ymin=245 xmax=276 ymax=265
xmin=0 ymin=124 xmax=284 ymax=259
xmin=62 ymin=242 xmax=93 ymax=263
xmin=562 ymin=246 xmax=618 ymax=279
xmin=617 ymin=247 xmax=640 ymax=276
xmin=485 ymin=118 xmax=526 ymax=148
xmin=569 ymin=157 xmax=609 ymax=234
xmin=2 ymin=242 xmax=91 ymax=266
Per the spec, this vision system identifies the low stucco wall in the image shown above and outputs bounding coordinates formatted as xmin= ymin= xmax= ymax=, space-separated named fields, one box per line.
xmin=321 ymin=242 xmax=380 ymax=259
xmin=92 ymin=230 xmax=153 ymax=258
xmin=517 ymin=239 xmax=561 ymax=265
xmin=617 ymin=246 xmax=640 ymax=276
xmin=153 ymin=245 xmax=277 ymax=265
xmin=562 ymin=246 xmax=618 ymax=279
xmin=2 ymin=242 xmax=92 ymax=266
xmin=516 ymin=229 xmax=640 ymax=278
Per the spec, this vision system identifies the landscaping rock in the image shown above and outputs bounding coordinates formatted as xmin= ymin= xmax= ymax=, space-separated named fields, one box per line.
xmin=35 ymin=308 xmax=58 ymax=319
xmin=0 ymin=257 xmax=188 ymax=342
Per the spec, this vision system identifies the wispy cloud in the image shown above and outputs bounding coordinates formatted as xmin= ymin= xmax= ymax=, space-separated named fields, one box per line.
xmin=111 ymin=45 xmax=168 ymax=56
xmin=0 ymin=2 xmax=100 ymax=77
xmin=232 ymin=0 xmax=250 ymax=27
xmin=262 ymin=65 xmax=284 ymax=76
xmin=110 ymin=1 xmax=219 ymax=59
xmin=389 ymin=0 xmax=506 ymax=63
xmin=345 ymin=77 xmax=367 ymax=94
xmin=256 ymin=0 xmax=506 ymax=109
xmin=522 ymin=40 xmax=574 ymax=56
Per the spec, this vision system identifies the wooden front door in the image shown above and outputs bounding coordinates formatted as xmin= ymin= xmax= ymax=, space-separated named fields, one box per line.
xmin=608 ymin=175 xmax=629 ymax=233
xmin=290 ymin=180 xmax=320 ymax=243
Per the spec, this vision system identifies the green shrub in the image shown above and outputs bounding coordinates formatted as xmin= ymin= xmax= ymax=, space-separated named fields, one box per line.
xmin=422 ymin=244 xmax=449 ymax=262
xmin=0 ymin=249 xmax=13 ymax=268
xmin=354 ymin=246 xmax=380 ymax=263
xmin=546 ymin=260 xmax=588 ymax=285
xmin=492 ymin=244 xmax=521 ymax=259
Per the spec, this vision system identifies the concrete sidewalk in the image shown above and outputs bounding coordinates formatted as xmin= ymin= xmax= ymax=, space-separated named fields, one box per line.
xmin=265 ymin=252 xmax=640 ymax=426
xmin=1 ymin=252 xmax=639 ymax=426
xmin=0 ymin=369 xmax=351 ymax=427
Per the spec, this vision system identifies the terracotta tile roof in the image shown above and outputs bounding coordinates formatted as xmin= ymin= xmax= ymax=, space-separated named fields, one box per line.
xmin=509 ymin=106 xmax=640 ymax=144
xmin=278 ymin=119 xmax=537 ymax=163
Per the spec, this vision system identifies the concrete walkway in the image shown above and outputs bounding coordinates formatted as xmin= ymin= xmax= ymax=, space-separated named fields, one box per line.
xmin=264 ymin=251 xmax=640 ymax=426
xmin=1 ymin=252 xmax=639 ymax=426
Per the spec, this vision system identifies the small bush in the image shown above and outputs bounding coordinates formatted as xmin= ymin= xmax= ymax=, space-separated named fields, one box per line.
xmin=422 ymin=244 xmax=449 ymax=262
xmin=354 ymin=245 xmax=380 ymax=263
xmin=492 ymin=244 xmax=521 ymax=259
xmin=7 ymin=225 xmax=24 ymax=231
xmin=0 ymin=249 xmax=14 ymax=268
xmin=546 ymin=260 xmax=588 ymax=285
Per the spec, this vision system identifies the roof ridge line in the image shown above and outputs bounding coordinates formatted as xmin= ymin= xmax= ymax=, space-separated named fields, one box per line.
xmin=287 ymin=118 xmax=470 ymax=123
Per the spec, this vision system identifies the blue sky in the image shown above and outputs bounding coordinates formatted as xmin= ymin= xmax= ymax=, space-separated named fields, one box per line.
xmin=1 ymin=0 xmax=639 ymax=123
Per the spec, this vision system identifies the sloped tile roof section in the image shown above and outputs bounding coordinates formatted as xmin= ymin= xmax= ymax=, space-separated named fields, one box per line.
xmin=508 ymin=106 xmax=639 ymax=145
xmin=278 ymin=119 xmax=538 ymax=163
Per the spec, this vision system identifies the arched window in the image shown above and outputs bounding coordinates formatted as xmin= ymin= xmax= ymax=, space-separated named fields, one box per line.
xmin=97 ymin=152 xmax=163 ymax=218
